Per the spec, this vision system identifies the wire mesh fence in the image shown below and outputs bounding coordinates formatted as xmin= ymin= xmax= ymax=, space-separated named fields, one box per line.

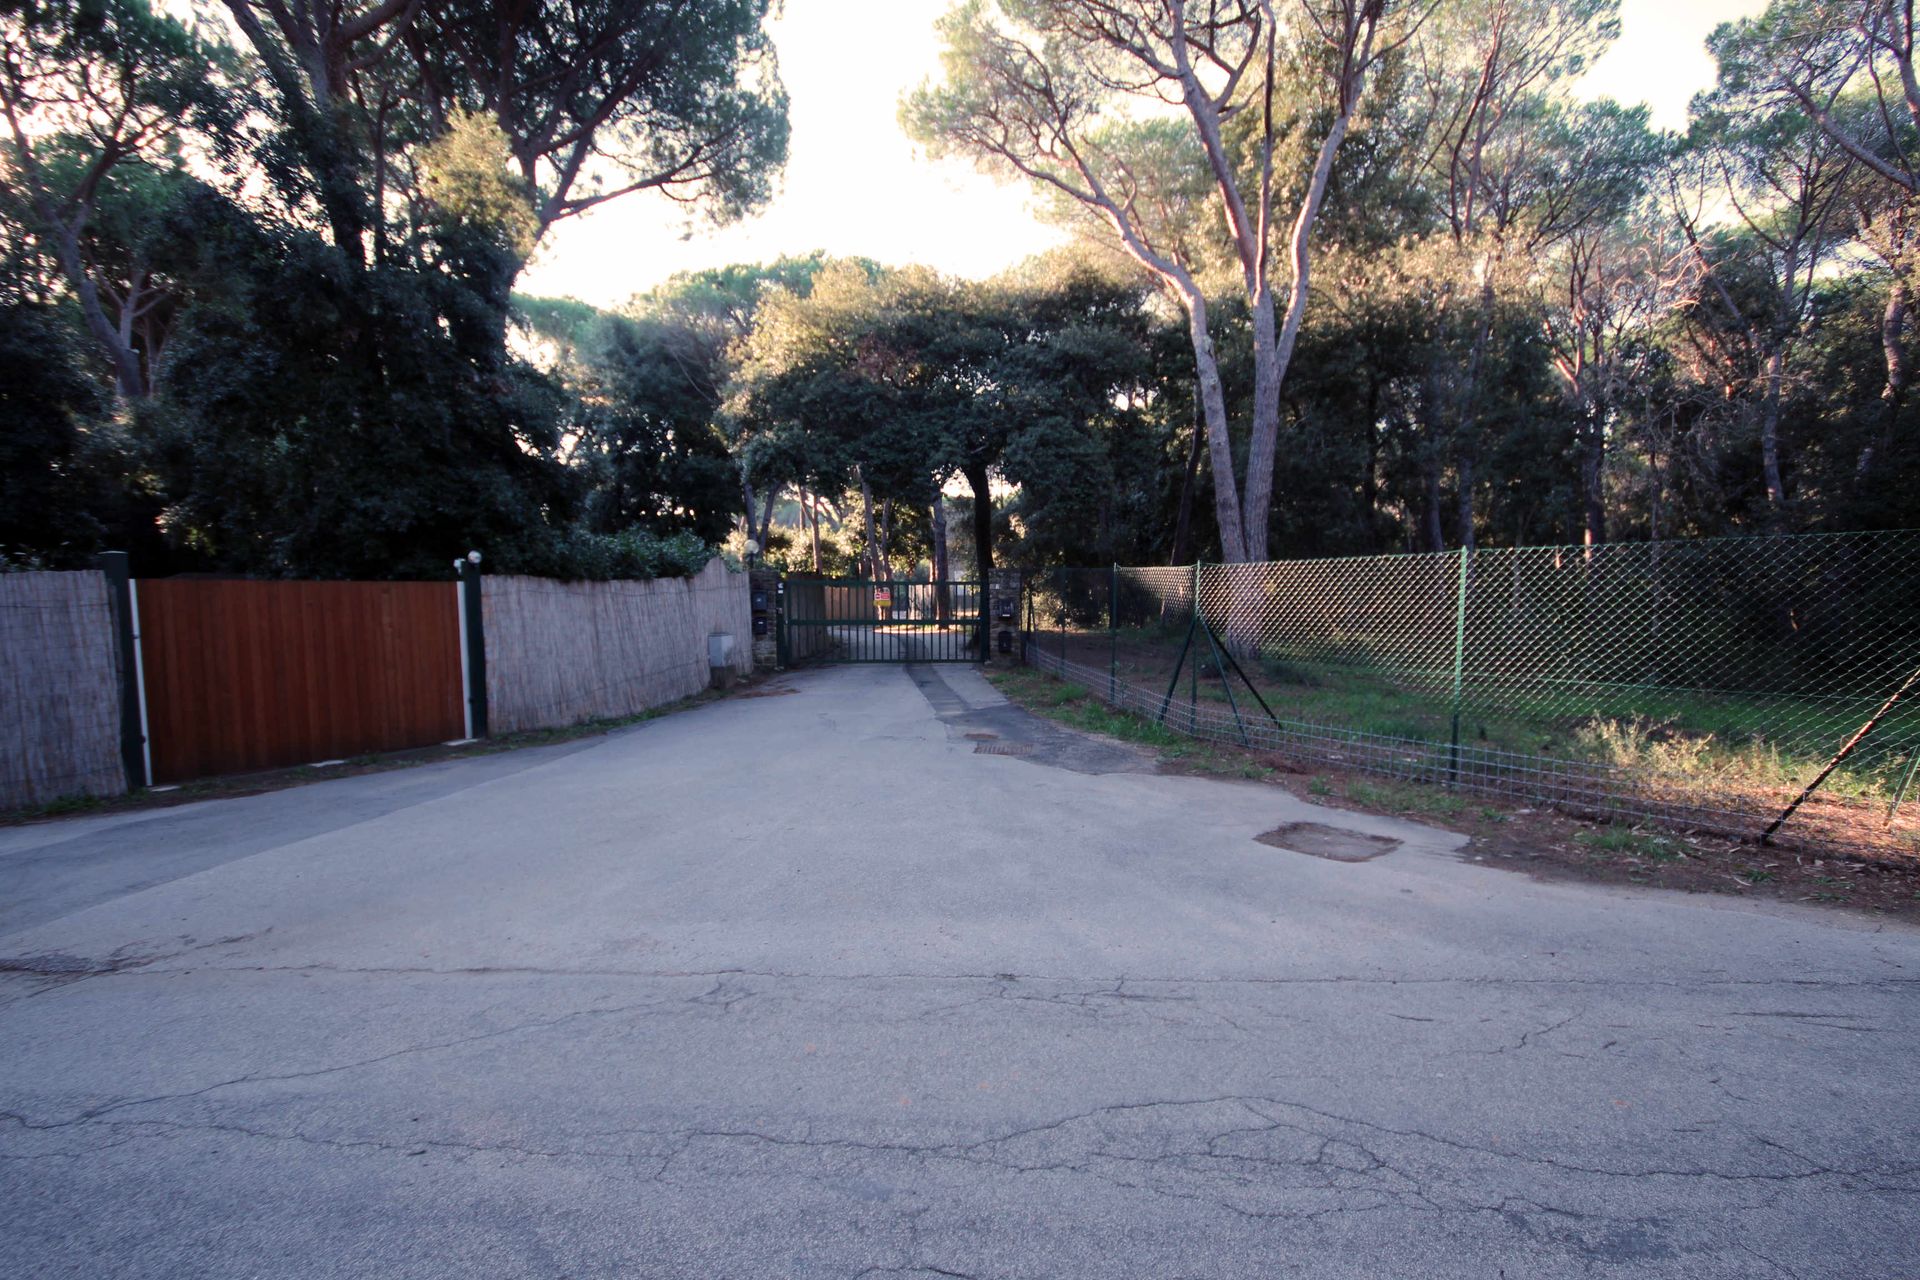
xmin=1024 ymin=531 xmax=1920 ymax=862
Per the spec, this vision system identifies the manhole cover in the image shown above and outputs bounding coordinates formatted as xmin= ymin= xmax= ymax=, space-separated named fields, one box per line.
xmin=1255 ymin=822 xmax=1400 ymax=862
xmin=975 ymin=741 xmax=1036 ymax=756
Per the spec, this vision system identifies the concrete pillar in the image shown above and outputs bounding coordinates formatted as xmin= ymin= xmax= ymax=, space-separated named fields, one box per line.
xmin=748 ymin=569 xmax=780 ymax=670
xmin=986 ymin=568 xmax=1024 ymax=664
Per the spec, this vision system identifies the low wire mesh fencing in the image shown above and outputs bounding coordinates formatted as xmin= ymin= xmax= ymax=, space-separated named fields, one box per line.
xmin=1024 ymin=531 xmax=1920 ymax=862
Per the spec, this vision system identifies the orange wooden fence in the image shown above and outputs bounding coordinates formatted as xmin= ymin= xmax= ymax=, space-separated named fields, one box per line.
xmin=136 ymin=579 xmax=464 ymax=784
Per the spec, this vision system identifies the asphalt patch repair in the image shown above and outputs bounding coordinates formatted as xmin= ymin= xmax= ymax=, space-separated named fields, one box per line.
xmin=1255 ymin=822 xmax=1401 ymax=862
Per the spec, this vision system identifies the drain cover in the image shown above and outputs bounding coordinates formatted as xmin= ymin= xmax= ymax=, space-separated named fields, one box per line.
xmin=964 ymin=731 xmax=999 ymax=740
xmin=1255 ymin=822 xmax=1400 ymax=862
xmin=974 ymin=741 xmax=1036 ymax=756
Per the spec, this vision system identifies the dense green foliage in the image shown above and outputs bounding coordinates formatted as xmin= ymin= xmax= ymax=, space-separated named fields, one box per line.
xmin=898 ymin=0 xmax=1920 ymax=564
xmin=4 ymin=0 xmax=1918 ymax=580
xmin=0 ymin=0 xmax=785 ymax=578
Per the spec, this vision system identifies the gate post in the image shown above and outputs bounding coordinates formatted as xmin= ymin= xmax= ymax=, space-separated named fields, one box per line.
xmin=749 ymin=569 xmax=781 ymax=669
xmin=986 ymin=568 xmax=1023 ymax=663
xmin=97 ymin=551 xmax=149 ymax=789
xmin=457 ymin=553 xmax=488 ymax=738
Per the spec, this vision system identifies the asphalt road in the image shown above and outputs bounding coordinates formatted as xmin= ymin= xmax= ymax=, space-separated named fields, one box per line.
xmin=1 ymin=663 xmax=1915 ymax=1278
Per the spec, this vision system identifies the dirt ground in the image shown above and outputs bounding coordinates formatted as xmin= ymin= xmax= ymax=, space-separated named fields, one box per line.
xmin=1239 ymin=752 xmax=1920 ymax=924
xmin=1030 ymin=628 xmax=1920 ymax=863
xmin=990 ymin=664 xmax=1920 ymax=924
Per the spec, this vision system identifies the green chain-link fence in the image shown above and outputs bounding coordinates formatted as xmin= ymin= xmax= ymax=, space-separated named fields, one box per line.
xmin=1024 ymin=531 xmax=1920 ymax=861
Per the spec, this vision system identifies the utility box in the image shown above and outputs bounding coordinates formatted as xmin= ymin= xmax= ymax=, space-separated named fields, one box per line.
xmin=708 ymin=632 xmax=736 ymax=690
xmin=748 ymin=569 xmax=781 ymax=670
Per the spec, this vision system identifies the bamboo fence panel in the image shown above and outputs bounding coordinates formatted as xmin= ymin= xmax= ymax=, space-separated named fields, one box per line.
xmin=0 ymin=571 xmax=125 ymax=808
xmin=484 ymin=559 xmax=753 ymax=734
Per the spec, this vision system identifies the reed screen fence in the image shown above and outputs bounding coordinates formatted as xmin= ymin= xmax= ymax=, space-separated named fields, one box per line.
xmin=1025 ymin=531 xmax=1920 ymax=861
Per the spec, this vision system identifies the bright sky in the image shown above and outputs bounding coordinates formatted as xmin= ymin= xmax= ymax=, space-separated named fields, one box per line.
xmin=517 ymin=0 xmax=1769 ymax=308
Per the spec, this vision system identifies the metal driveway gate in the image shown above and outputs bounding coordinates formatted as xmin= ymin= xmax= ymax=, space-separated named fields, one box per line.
xmin=781 ymin=578 xmax=985 ymax=663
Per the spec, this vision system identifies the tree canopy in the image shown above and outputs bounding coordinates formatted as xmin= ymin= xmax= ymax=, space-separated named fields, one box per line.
xmin=4 ymin=0 xmax=1919 ymax=582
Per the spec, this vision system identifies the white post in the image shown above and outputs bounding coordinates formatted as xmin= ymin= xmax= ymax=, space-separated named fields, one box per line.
xmin=127 ymin=579 xmax=154 ymax=788
xmin=454 ymin=572 xmax=473 ymax=740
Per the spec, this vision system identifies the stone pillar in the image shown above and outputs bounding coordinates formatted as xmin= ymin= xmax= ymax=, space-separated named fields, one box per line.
xmin=748 ymin=569 xmax=780 ymax=670
xmin=986 ymin=568 xmax=1024 ymax=665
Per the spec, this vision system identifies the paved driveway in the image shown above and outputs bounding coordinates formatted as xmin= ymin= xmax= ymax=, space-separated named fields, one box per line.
xmin=1 ymin=664 xmax=1916 ymax=1278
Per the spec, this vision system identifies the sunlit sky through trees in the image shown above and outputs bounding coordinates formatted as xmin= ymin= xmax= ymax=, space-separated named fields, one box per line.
xmin=516 ymin=0 xmax=1766 ymax=306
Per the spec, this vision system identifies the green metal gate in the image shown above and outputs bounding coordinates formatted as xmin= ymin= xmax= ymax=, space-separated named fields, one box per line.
xmin=780 ymin=578 xmax=985 ymax=663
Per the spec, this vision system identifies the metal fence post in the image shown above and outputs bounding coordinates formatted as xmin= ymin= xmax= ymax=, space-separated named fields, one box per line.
xmin=1058 ymin=586 xmax=1066 ymax=666
xmin=1109 ymin=563 xmax=1118 ymax=703
xmin=1889 ymin=744 xmax=1920 ymax=823
xmin=1024 ymin=585 xmax=1033 ymax=664
xmin=1190 ymin=562 xmax=1203 ymax=732
xmin=776 ymin=578 xmax=789 ymax=669
xmin=1448 ymin=545 xmax=1472 ymax=782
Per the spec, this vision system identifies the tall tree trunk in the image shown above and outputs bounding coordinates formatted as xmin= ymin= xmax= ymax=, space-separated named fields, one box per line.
xmin=1361 ymin=380 xmax=1381 ymax=546
xmin=930 ymin=494 xmax=950 ymax=621
xmin=1580 ymin=415 xmax=1607 ymax=549
xmin=857 ymin=468 xmax=881 ymax=580
xmin=1183 ymin=295 xmax=1247 ymax=562
xmin=1761 ymin=348 xmax=1788 ymax=526
xmin=52 ymin=224 xmax=145 ymax=401
xmin=1423 ymin=453 xmax=1446 ymax=553
xmin=1449 ymin=273 xmax=1502 ymax=553
xmin=1170 ymin=385 xmax=1204 ymax=566
xmin=1245 ymin=101 xmax=1361 ymax=564
xmin=1241 ymin=283 xmax=1280 ymax=562
xmin=1858 ymin=274 xmax=1909 ymax=483
xmin=754 ymin=486 xmax=778 ymax=556
xmin=1455 ymin=451 xmax=1477 ymax=552
xmin=964 ymin=461 xmax=993 ymax=577
xmin=804 ymin=488 xmax=823 ymax=572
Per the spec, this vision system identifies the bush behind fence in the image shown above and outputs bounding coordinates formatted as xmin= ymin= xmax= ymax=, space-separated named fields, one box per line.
xmin=1026 ymin=531 xmax=1920 ymax=861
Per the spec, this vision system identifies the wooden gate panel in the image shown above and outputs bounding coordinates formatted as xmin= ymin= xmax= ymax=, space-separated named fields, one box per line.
xmin=138 ymin=580 xmax=463 ymax=784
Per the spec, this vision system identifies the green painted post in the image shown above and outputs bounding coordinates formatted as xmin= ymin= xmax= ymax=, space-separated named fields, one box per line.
xmin=97 ymin=551 xmax=147 ymax=789
xmin=1058 ymin=585 xmax=1066 ymax=667
xmin=1198 ymin=615 xmax=1251 ymax=746
xmin=458 ymin=554 xmax=488 ymax=738
xmin=1191 ymin=562 xmax=1203 ymax=733
xmin=776 ymin=578 xmax=790 ymax=669
xmin=1888 ymin=744 xmax=1920 ymax=823
xmin=1156 ymin=612 xmax=1198 ymax=724
xmin=1448 ymin=546 xmax=1471 ymax=782
xmin=1025 ymin=586 xmax=1033 ymax=664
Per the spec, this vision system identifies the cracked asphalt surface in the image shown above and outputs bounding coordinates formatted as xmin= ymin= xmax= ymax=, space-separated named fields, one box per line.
xmin=1 ymin=663 xmax=1916 ymax=1278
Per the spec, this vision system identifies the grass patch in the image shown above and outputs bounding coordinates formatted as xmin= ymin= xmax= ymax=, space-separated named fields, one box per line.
xmin=986 ymin=667 xmax=1268 ymax=777
xmin=21 ymin=792 xmax=110 ymax=820
xmin=1053 ymin=625 xmax=1913 ymax=801
xmin=1574 ymin=825 xmax=1683 ymax=862
xmin=1345 ymin=779 xmax=1468 ymax=817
